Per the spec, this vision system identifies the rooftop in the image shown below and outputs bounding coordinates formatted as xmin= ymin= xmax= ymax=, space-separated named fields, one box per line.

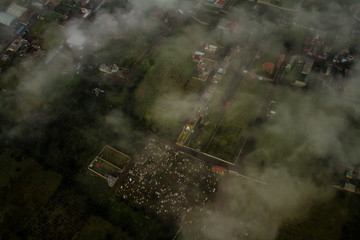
xmin=6 ymin=3 xmax=27 ymax=18
xmin=0 ymin=11 xmax=16 ymax=26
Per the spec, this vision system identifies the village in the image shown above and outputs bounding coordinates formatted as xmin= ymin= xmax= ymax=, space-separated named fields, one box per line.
xmin=1 ymin=0 xmax=360 ymax=240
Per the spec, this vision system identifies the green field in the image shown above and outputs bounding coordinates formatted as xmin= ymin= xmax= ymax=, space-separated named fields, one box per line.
xmin=277 ymin=191 xmax=360 ymax=240
xmin=282 ymin=56 xmax=303 ymax=84
xmin=89 ymin=157 xmax=121 ymax=178
xmin=251 ymin=50 xmax=281 ymax=80
xmin=187 ymin=50 xmax=246 ymax=151
xmin=28 ymin=189 xmax=88 ymax=240
xmin=74 ymin=171 xmax=174 ymax=239
xmin=72 ymin=216 xmax=132 ymax=240
xmin=279 ymin=0 xmax=300 ymax=8
xmin=100 ymin=145 xmax=130 ymax=169
xmin=27 ymin=10 xmax=64 ymax=51
xmin=0 ymin=160 xmax=62 ymax=237
xmin=206 ymin=77 xmax=271 ymax=163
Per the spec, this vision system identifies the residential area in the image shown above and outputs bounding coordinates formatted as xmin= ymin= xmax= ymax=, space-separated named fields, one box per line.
xmin=1 ymin=0 xmax=360 ymax=240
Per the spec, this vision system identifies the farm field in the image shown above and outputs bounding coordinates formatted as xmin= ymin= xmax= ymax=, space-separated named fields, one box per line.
xmin=206 ymin=77 xmax=271 ymax=163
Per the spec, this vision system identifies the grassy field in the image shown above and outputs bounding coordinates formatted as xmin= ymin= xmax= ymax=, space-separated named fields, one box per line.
xmin=72 ymin=216 xmax=132 ymax=240
xmin=187 ymin=75 xmax=237 ymax=150
xmin=89 ymin=157 xmax=121 ymax=178
xmin=75 ymin=171 xmax=174 ymax=239
xmin=277 ymin=191 xmax=360 ymax=240
xmin=206 ymin=77 xmax=271 ymax=163
xmin=282 ymin=56 xmax=303 ymax=84
xmin=0 ymin=160 xmax=62 ymax=237
xmin=27 ymin=10 xmax=64 ymax=51
xmin=0 ymin=150 xmax=35 ymax=189
xmin=251 ymin=50 xmax=281 ymax=80
xmin=28 ymin=189 xmax=88 ymax=240
xmin=280 ymin=0 xmax=301 ymax=8
xmin=100 ymin=145 xmax=130 ymax=169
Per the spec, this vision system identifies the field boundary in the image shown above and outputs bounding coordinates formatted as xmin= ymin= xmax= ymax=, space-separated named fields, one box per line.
xmin=87 ymin=145 xmax=131 ymax=186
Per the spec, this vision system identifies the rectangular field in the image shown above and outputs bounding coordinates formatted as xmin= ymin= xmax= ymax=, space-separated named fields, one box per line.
xmin=187 ymin=57 xmax=241 ymax=151
xmin=88 ymin=157 xmax=121 ymax=179
xmin=98 ymin=145 xmax=130 ymax=169
xmin=251 ymin=50 xmax=282 ymax=80
xmin=206 ymin=77 xmax=271 ymax=163
xmin=88 ymin=145 xmax=130 ymax=185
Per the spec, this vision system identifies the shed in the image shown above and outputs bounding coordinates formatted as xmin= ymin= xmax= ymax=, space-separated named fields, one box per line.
xmin=262 ymin=62 xmax=275 ymax=74
xmin=0 ymin=11 xmax=16 ymax=26
xmin=6 ymin=3 xmax=27 ymax=18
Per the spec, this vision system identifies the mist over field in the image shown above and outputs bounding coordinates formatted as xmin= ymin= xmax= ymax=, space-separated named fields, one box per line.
xmin=1 ymin=0 xmax=360 ymax=239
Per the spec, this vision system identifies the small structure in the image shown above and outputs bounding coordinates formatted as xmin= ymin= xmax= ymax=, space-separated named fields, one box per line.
xmin=262 ymin=62 xmax=276 ymax=74
xmin=344 ymin=182 xmax=356 ymax=192
xmin=106 ymin=175 xmax=118 ymax=187
xmin=88 ymin=145 xmax=131 ymax=187
xmin=0 ymin=11 xmax=17 ymax=26
xmin=204 ymin=43 xmax=217 ymax=53
xmin=217 ymin=67 xmax=225 ymax=74
xmin=6 ymin=3 xmax=27 ymax=18
xmin=192 ymin=51 xmax=205 ymax=62
xmin=92 ymin=88 xmax=104 ymax=96
xmin=0 ymin=3 xmax=27 ymax=27
xmin=212 ymin=165 xmax=227 ymax=175
xmin=204 ymin=0 xmax=228 ymax=9
xmin=7 ymin=38 xmax=22 ymax=52
xmin=1 ymin=54 xmax=9 ymax=61
xmin=81 ymin=8 xmax=91 ymax=18
xmin=285 ymin=64 xmax=291 ymax=71
xmin=31 ymin=2 xmax=44 ymax=8
xmin=302 ymin=61 xmax=313 ymax=74
xmin=99 ymin=63 xmax=119 ymax=74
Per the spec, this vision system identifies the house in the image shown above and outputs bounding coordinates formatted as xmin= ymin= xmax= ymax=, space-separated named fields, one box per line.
xmin=99 ymin=64 xmax=119 ymax=74
xmin=106 ymin=174 xmax=118 ymax=187
xmin=7 ymin=38 xmax=22 ymax=52
xmin=6 ymin=3 xmax=27 ymax=18
xmin=192 ymin=51 xmax=205 ymax=62
xmin=262 ymin=62 xmax=275 ymax=74
xmin=0 ymin=11 xmax=16 ymax=26
xmin=81 ymin=8 xmax=91 ymax=18
xmin=0 ymin=3 xmax=27 ymax=27
xmin=212 ymin=165 xmax=227 ymax=174
xmin=204 ymin=43 xmax=217 ymax=53
xmin=204 ymin=0 xmax=228 ymax=9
